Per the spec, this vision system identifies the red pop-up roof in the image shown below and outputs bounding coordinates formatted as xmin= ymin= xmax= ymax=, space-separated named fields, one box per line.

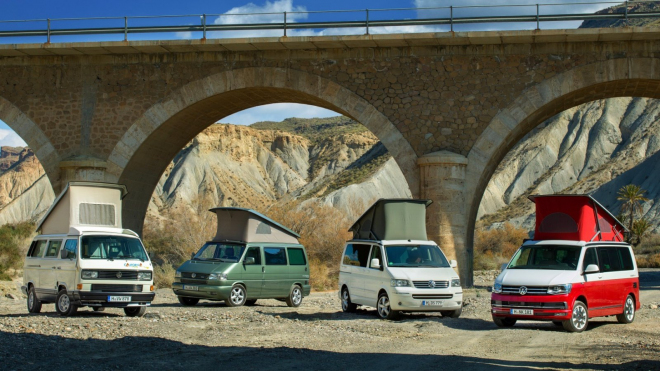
xmin=529 ymin=195 xmax=627 ymax=242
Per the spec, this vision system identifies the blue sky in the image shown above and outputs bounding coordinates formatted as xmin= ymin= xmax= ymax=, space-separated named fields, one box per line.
xmin=0 ymin=0 xmax=615 ymax=147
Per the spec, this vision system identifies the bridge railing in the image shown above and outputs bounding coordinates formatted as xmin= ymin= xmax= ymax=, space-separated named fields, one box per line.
xmin=1 ymin=1 xmax=660 ymax=44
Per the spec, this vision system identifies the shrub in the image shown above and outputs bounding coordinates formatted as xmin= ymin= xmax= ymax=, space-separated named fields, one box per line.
xmin=473 ymin=223 xmax=529 ymax=271
xmin=154 ymin=264 xmax=176 ymax=289
xmin=0 ymin=222 xmax=35 ymax=280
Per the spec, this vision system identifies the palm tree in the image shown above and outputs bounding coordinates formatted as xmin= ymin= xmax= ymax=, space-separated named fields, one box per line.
xmin=632 ymin=219 xmax=651 ymax=246
xmin=617 ymin=184 xmax=649 ymax=242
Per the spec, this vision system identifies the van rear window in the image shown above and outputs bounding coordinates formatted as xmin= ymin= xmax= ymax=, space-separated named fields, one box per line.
xmin=287 ymin=248 xmax=306 ymax=265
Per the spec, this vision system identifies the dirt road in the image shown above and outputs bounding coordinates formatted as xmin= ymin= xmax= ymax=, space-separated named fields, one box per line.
xmin=1 ymin=270 xmax=659 ymax=371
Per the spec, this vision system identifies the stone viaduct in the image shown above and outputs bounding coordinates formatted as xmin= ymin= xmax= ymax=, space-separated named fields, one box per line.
xmin=1 ymin=27 xmax=660 ymax=285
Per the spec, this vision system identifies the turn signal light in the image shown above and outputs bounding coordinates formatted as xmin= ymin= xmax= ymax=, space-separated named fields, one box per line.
xmin=150 ymin=285 xmax=154 ymax=292
xmin=77 ymin=284 xmax=83 ymax=290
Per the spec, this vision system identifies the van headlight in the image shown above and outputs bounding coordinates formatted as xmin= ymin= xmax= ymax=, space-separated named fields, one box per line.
xmin=81 ymin=270 xmax=98 ymax=279
xmin=451 ymin=279 xmax=461 ymax=287
xmin=492 ymin=282 xmax=502 ymax=293
xmin=390 ymin=279 xmax=410 ymax=287
xmin=175 ymin=271 xmax=181 ymax=278
xmin=547 ymin=284 xmax=572 ymax=295
xmin=209 ymin=273 xmax=228 ymax=281
xmin=137 ymin=272 xmax=152 ymax=281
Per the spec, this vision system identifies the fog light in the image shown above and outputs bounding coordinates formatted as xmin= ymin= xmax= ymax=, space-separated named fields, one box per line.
xmin=77 ymin=284 xmax=83 ymax=290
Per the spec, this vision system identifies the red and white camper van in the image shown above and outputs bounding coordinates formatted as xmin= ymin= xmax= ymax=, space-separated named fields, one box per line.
xmin=491 ymin=195 xmax=640 ymax=332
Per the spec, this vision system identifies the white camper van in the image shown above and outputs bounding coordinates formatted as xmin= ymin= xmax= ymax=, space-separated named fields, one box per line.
xmin=22 ymin=182 xmax=155 ymax=317
xmin=338 ymin=199 xmax=463 ymax=320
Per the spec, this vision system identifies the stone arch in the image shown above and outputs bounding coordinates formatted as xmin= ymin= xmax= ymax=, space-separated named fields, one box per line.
xmin=107 ymin=67 xmax=419 ymax=233
xmin=0 ymin=96 xmax=59 ymax=191
xmin=464 ymin=57 xmax=660 ymax=283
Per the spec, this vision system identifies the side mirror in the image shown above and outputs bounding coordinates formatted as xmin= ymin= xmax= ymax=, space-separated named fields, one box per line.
xmin=190 ymin=252 xmax=195 ymax=260
xmin=371 ymin=258 xmax=381 ymax=269
xmin=60 ymin=250 xmax=68 ymax=259
xmin=244 ymin=257 xmax=255 ymax=265
xmin=584 ymin=264 xmax=600 ymax=274
xmin=450 ymin=260 xmax=457 ymax=268
xmin=501 ymin=263 xmax=508 ymax=271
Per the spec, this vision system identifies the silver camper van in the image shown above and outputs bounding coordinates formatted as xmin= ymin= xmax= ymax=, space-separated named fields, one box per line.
xmin=22 ymin=182 xmax=155 ymax=317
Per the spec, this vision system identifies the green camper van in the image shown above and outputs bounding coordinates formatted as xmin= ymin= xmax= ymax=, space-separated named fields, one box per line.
xmin=172 ymin=208 xmax=311 ymax=307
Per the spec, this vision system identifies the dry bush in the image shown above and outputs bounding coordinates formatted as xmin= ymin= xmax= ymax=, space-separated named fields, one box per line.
xmin=154 ymin=264 xmax=176 ymax=289
xmin=474 ymin=223 xmax=529 ymax=270
xmin=638 ymin=253 xmax=660 ymax=268
xmin=0 ymin=222 xmax=36 ymax=280
xmin=637 ymin=233 xmax=660 ymax=255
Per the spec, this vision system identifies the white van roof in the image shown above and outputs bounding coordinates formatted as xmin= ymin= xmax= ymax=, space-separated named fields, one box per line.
xmin=36 ymin=182 xmax=128 ymax=235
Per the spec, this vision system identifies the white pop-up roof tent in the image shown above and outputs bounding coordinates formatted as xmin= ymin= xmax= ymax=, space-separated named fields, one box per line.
xmin=36 ymin=182 xmax=128 ymax=235
xmin=349 ymin=199 xmax=433 ymax=241
xmin=209 ymin=207 xmax=300 ymax=244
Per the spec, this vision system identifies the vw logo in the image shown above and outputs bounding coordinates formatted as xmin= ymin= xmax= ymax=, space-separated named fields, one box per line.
xmin=191 ymin=273 xmax=196 ymax=278
xmin=116 ymin=272 xmax=122 ymax=279
xmin=519 ymin=286 xmax=528 ymax=295
xmin=428 ymin=280 xmax=436 ymax=288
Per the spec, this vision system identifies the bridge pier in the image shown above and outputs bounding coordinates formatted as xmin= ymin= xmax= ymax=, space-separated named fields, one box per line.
xmin=58 ymin=158 xmax=108 ymax=193
xmin=418 ymin=151 xmax=472 ymax=287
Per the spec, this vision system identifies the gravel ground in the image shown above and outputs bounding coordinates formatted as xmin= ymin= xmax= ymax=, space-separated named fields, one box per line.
xmin=1 ymin=270 xmax=659 ymax=371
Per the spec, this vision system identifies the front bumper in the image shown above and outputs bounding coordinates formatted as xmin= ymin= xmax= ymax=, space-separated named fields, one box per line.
xmin=172 ymin=282 xmax=233 ymax=300
xmin=389 ymin=288 xmax=463 ymax=311
xmin=72 ymin=290 xmax=155 ymax=307
xmin=491 ymin=293 xmax=571 ymax=320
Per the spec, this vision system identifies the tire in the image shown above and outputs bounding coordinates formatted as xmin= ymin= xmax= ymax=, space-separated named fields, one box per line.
xmin=441 ymin=307 xmax=462 ymax=318
xmin=92 ymin=307 xmax=106 ymax=312
xmin=492 ymin=316 xmax=517 ymax=327
xmin=124 ymin=306 xmax=147 ymax=317
xmin=178 ymin=296 xmax=200 ymax=306
xmin=55 ymin=289 xmax=78 ymax=317
xmin=616 ymin=295 xmax=636 ymax=324
xmin=376 ymin=292 xmax=399 ymax=320
xmin=562 ymin=300 xmax=588 ymax=333
xmin=27 ymin=286 xmax=42 ymax=314
xmin=245 ymin=299 xmax=257 ymax=306
xmin=552 ymin=321 xmax=563 ymax=327
xmin=341 ymin=287 xmax=357 ymax=313
xmin=225 ymin=285 xmax=247 ymax=307
xmin=285 ymin=285 xmax=303 ymax=308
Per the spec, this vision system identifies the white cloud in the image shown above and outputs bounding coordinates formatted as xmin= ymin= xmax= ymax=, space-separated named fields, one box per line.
xmin=0 ymin=129 xmax=27 ymax=147
xmin=219 ymin=103 xmax=339 ymax=126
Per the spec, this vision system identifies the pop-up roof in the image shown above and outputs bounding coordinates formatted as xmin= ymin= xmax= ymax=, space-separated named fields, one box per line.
xmin=209 ymin=207 xmax=300 ymax=244
xmin=36 ymin=182 xmax=128 ymax=235
xmin=529 ymin=194 xmax=627 ymax=242
xmin=349 ymin=199 xmax=432 ymax=241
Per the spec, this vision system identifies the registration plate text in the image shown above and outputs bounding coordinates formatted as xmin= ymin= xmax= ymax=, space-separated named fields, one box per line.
xmin=183 ymin=285 xmax=198 ymax=291
xmin=421 ymin=300 xmax=443 ymax=306
xmin=510 ymin=309 xmax=534 ymax=315
xmin=107 ymin=296 xmax=131 ymax=302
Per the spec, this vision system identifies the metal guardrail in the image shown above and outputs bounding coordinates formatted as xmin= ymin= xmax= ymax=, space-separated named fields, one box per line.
xmin=0 ymin=1 xmax=659 ymax=43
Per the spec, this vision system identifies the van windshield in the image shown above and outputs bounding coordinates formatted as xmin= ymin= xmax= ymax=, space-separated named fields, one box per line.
xmin=193 ymin=242 xmax=245 ymax=262
xmin=385 ymin=245 xmax=450 ymax=268
xmin=81 ymin=236 xmax=148 ymax=261
xmin=508 ymin=245 xmax=581 ymax=270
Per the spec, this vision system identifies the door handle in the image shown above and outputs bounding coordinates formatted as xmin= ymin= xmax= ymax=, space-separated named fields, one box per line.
xmin=262 ymin=266 xmax=265 ymax=273
xmin=52 ymin=267 xmax=56 ymax=269
xmin=57 ymin=267 xmax=61 ymax=270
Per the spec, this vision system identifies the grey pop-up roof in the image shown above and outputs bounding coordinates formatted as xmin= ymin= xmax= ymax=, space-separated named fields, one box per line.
xmin=349 ymin=199 xmax=432 ymax=241
xmin=209 ymin=207 xmax=300 ymax=244
xmin=36 ymin=182 xmax=128 ymax=235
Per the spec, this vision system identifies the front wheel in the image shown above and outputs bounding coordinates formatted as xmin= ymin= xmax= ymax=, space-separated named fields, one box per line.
xmin=124 ymin=306 xmax=147 ymax=317
xmin=616 ymin=295 xmax=635 ymax=324
xmin=285 ymin=285 xmax=303 ymax=307
xmin=56 ymin=289 xmax=78 ymax=317
xmin=226 ymin=285 xmax=246 ymax=307
xmin=27 ymin=286 xmax=42 ymax=314
xmin=563 ymin=300 xmax=588 ymax=333
xmin=377 ymin=292 xmax=399 ymax=320
xmin=492 ymin=316 xmax=517 ymax=327
xmin=441 ymin=307 xmax=462 ymax=318
xmin=178 ymin=296 xmax=200 ymax=306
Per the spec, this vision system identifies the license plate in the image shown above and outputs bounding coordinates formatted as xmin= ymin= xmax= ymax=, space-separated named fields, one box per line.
xmin=421 ymin=300 xmax=443 ymax=306
xmin=183 ymin=285 xmax=198 ymax=291
xmin=511 ymin=309 xmax=534 ymax=315
xmin=107 ymin=296 xmax=131 ymax=302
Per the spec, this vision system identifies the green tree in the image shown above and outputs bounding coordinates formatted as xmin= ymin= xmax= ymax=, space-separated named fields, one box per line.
xmin=632 ymin=219 xmax=651 ymax=246
xmin=617 ymin=184 xmax=649 ymax=243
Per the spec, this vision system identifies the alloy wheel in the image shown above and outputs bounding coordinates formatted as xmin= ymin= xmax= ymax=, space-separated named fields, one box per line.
xmin=341 ymin=290 xmax=349 ymax=311
xmin=572 ymin=304 xmax=587 ymax=330
xmin=292 ymin=287 xmax=302 ymax=305
xmin=625 ymin=297 xmax=635 ymax=321
xmin=378 ymin=295 xmax=390 ymax=318
xmin=58 ymin=294 xmax=70 ymax=313
xmin=230 ymin=287 xmax=244 ymax=305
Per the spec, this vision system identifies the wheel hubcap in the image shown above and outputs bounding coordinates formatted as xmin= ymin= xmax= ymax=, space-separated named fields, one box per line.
xmin=59 ymin=294 xmax=70 ymax=312
xmin=293 ymin=288 xmax=302 ymax=305
xmin=342 ymin=290 xmax=349 ymax=310
xmin=231 ymin=288 xmax=244 ymax=304
xmin=378 ymin=296 xmax=390 ymax=317
xmin=625 ymin=298 xmax=634 ymax=321
xmin=28 ymin=292 xmax=34 ymax=309
xmin=572 ymin=305 xmax=587 ymax=329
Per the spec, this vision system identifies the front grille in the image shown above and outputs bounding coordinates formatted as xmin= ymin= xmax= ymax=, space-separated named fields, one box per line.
xmin=97 ymin=270 xmax=140 ymax=280
xmin=501 ymin=286 xmax=548 ymax=295
xmin=180 ymin=278 xmax=207 ymax=284
xmin=412 ymin=280 xmax=449 ymax=289
xmin=412 ymin=294 xmax=453 ymax=299
xmin=182 ymin=272 xmax=208 ymax=279
xmin=491 ymin=300 xmax=567 ymax=310
xmin=91 ymin=284 xmax=143 ymax=292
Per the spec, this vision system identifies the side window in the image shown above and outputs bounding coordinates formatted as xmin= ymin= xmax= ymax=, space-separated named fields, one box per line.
xmin=62 ymin=239 xmax=77 ymax=259
xmin=369 ymin=246 xmax=382 ymax=269
xmin=264 ymin=247 xmax=287 ymax=265
xmin=607 ymin=247 xmax=624 ymax=271
xmin=583 ymin=248 xmax=598 ymax=270
xmin=245 ymin=246 xmax=262 ymax=265
xmin=26 ymin=241 xmax=37 ymax=257
xmin=618 ymin=247 xmax=634 ymax=271
xmin=287 ymin=248 xmax=306 ymax=266
xmin=342 ymin=244 xmax=371 ymax=268
xmin=45 ymin=240 xmax=63 ymax=258
xmin=597 ymin=248 xmax=612 ymax=272
xmin=29 ymin=240 xmax=48 ymax=258
xmin=598 ymin=247 xmax=623 ymax=272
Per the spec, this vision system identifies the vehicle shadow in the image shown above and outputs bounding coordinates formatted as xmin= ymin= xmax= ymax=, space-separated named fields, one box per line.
xmin=0 ymin=309 xmax=123 ymax=319
xmin=0 ymin=330 xmax=657 ymax=371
